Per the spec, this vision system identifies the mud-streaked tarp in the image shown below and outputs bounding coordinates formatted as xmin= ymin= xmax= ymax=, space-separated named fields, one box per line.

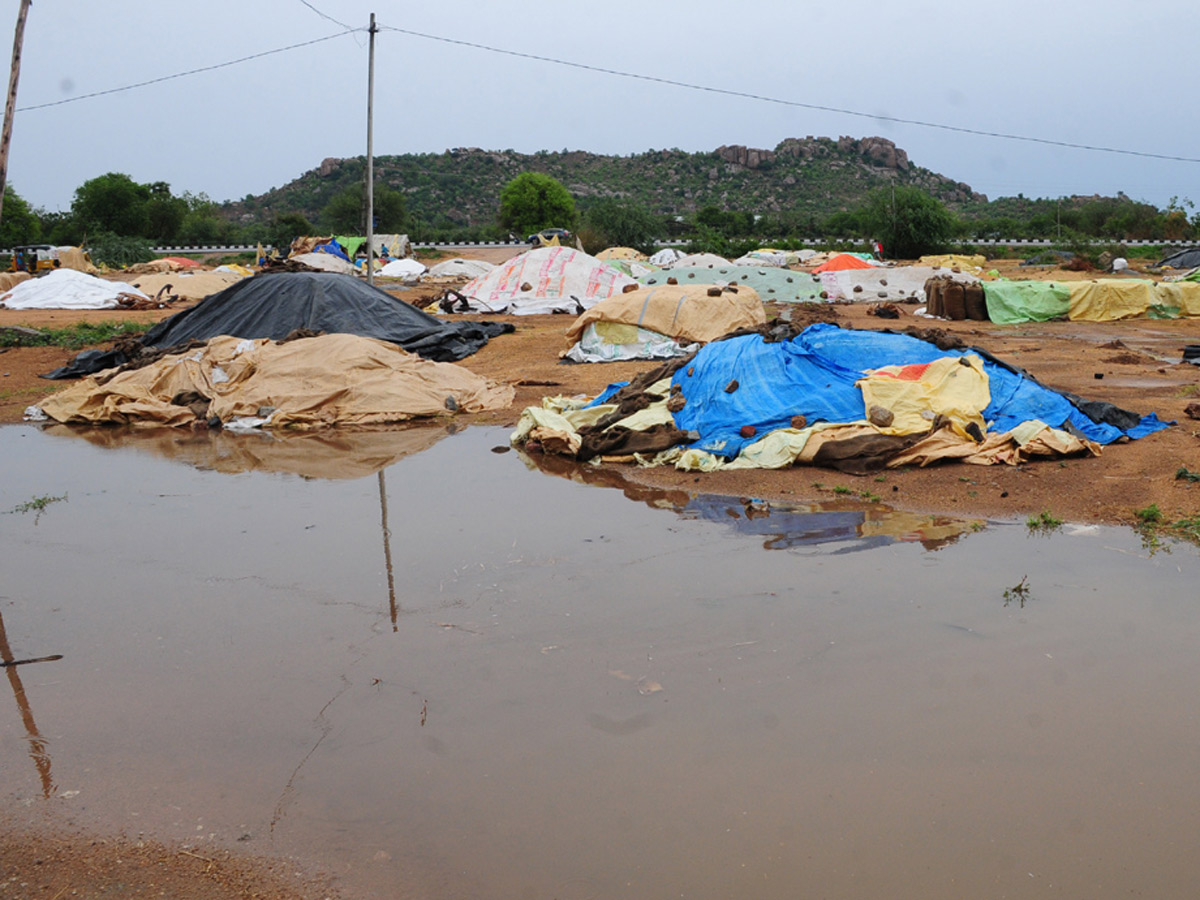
xmin=45 ymin=271 xmax=512 ymax=379
xmin=124 ymin=270 xmax=247 ymax=302
xmin=35 ymin=333 xmax=515 ymax=429
xmin=672 ymin=323 xmax=1168 ymax=460
xmin=983 ymin=281 xmax=1071 ymax=324
xmin=562 ymin=283 xmax=765 ymax=363
xmin=565 ymin=283 xmax=766 ymax=347
xmin=457 ymin=246 xmax=637 ymax=314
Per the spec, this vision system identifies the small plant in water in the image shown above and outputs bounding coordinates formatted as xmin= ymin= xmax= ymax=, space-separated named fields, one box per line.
xmin=1003 ymin=575 xmax=1031 ymax=608
xmin=5 ymin=492 xmax=67 ymax=524
xmin=1026 ymin=510 xmax=1064 ymax=534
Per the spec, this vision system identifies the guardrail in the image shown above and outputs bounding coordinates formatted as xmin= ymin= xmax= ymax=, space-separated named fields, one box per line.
xmin=2 ymin=238 xmax=1191 ymax=256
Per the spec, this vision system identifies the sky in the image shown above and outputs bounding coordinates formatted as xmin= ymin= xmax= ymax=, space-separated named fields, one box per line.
xmin=4 ymin=0 xmax=1198 ymax=215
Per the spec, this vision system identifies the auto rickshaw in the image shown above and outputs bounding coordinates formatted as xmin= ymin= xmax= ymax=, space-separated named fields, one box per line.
xmin=10 ymin=244 xmax=60 ymax=275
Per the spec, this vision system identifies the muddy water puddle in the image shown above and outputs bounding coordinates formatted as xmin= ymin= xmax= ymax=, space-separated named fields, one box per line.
xmin=2 ymin=424 xmax=1199 ymax=899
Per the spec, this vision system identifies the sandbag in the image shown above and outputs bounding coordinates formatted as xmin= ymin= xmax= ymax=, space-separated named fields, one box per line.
xmin=964 ymin=282 xmax=988 ymax=321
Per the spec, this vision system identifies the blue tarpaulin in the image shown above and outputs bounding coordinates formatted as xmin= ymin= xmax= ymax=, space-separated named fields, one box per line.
xmin=671 ymin=323 xmax=1169 ymax=459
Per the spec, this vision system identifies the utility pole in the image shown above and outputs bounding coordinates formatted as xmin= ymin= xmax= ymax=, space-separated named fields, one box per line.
xmin=365 ymin=12 xmax=376 ymax=287
xmin=0 ymin=0 xmax=32 ymax=225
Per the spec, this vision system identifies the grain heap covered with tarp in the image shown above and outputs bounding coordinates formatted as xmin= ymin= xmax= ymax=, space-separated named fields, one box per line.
xmin=562 ymin=283 xmax=766 ymax=363
xmin=32 ymin=333 xmax=514 ymax=429
xmin=513 ymin=323 xmax=1168 ymax=472
xmin=45 ymin=271 xmax=512 ymax=379
xmin=450 ymin=246 xmax=637 ymax=315
xmin=1 ymin=268 xmax=147 ymax=310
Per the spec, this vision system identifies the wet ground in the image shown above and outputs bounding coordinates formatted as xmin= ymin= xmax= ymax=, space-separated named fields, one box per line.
xmin=2 ymin=423 xmax=1200 ymax=899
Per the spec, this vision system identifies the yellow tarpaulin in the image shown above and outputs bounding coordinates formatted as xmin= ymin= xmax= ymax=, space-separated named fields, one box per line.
xmin=857 ymin=355 xmax=989 ymax=439
xmin=1068 ymin=279 xmax=1156 ymax=321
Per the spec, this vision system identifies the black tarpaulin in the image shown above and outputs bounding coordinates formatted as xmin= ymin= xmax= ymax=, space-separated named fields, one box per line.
xmin=44 ymin=271 xmax=512 ymax=379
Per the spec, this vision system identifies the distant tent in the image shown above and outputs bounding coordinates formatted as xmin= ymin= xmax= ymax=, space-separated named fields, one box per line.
xmin=1157 ymin=246 xmax=1200 ymax=269
xmin=44 ymin=271 xmax=512 ymax=378
xmin=812 ymin=253 xmax=874 ymax=273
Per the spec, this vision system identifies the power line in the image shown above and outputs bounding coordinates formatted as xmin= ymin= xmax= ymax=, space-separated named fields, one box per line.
xmin=296 ymin=0 xmax=353 ymax=31
xmin=378 ymin=24 xmax=1200 ymax=167
xmin=16 ymin=30 xmax=360 ymax=112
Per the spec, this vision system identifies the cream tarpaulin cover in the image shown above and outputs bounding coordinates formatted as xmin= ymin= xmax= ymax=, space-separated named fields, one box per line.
xmin=565 ymin=283 xmax=765 ymax=347
xmin=457 ymin=246 xmax=637 ymax=315
xmin=34 ymin=333 xmax=514 ymax=429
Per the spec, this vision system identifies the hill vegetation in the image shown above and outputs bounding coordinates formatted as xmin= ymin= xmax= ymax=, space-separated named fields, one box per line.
xmin=4 ymin=136 xmax=1198 ymax=265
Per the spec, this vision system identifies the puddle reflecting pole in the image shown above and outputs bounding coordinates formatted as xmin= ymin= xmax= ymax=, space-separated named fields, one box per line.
xmin=379 ymin=470 xmax=399 ymax=631
xmin=365 ymin=12 xmax=376 ymax=288
xmin=0 ymin=608 xmax=56 ymax=798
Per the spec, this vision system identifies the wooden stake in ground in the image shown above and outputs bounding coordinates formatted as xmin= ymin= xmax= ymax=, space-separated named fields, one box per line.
xmin=0 ymin=0 xmax=32 ymax=225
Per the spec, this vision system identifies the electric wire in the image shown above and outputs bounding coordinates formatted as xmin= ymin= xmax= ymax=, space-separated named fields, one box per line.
xmin=378 ymin=24 xmax=1200 ymax=166
xmin=297 ymin=0 xmax=353 ymax=31
xmin=16 ymin=30 xmax=361 ymax=112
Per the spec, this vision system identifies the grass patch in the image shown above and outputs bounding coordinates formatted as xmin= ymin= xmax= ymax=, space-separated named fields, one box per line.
xmin=1175 ymin=467 xmax=1200 ymax=483
xmin=1133 ymin=504 xmax=1200 ymax=551
xmin=5 ymin=492 xmax=67 ymax=524
xmin=1026 ymin=510 xmax=1064 ymax=534
xmin=832 ymin=485 xmax=852 ymax=495
xmin=1003 ymin=575 xmax=1031 ymax=608
xmin=0 ymin=320 xmax=153 ymax=350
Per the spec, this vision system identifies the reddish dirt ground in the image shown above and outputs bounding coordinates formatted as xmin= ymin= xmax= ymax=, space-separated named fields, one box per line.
xmin=1 ymin=251 xmax=1199 ymax=896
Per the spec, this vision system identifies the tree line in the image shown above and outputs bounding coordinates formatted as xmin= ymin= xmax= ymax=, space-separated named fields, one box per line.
xmin=3 ymin=170 xmax=1196 ymax=265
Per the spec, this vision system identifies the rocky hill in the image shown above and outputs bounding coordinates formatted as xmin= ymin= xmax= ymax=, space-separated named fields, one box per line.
xmin=225 ymin=136 xmax=986 ymax=231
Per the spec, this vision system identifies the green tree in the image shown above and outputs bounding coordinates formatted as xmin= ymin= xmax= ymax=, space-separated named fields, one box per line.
xmin=71 ymin=172 xmax=151 ymax=237
xmin=145 ymin=182 xmax=188 ymax=243
xmin=264 ymin=212 xmax=315 ymax=251
xmin=864 ymin=185 xmax=954 ymax=259
xmin=498 ymin=172 xmax=575 ymax=236
xmin=0 ymin=186 xmax=41 ymax=247
xmin=321 ymin=183 xmax=408 ymax=233
xmin=582 ymin=198 xmax=659 ymax=253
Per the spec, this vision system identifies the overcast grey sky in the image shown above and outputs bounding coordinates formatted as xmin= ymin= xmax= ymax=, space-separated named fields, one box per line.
xmin=6 ymin=0 xmax=1198 ymax=214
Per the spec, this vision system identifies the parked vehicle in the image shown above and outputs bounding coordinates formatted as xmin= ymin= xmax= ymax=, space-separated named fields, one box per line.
xmin=10 ymin=244 xmax=60 ymax=275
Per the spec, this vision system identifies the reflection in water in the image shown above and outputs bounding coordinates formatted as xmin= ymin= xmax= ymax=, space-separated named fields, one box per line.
xmin=8 ymin=425 xmax=1200 ymax=900
xmin=43 ymin=422 xmax=457 ymax=481
xmin=0 ymin=609 xmax=57 ymax=799
xmin=521 ymin=448 xmax=982 ymax=551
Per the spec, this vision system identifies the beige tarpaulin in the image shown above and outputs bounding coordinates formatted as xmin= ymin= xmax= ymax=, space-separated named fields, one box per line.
xmin=55 ymin=247 xmax=100 ymax=274
xmin=596 ymin=246 xmax=648 ymax=262
xmin=564 ymin=283 xmax=765 ymax=346
xmin=0 ymin=271 xmax=31 ymax=292
xmin=123 ymin=270 xmax=246 ymax=302
xmin=36 ymin=333 xmax=514 ymax=428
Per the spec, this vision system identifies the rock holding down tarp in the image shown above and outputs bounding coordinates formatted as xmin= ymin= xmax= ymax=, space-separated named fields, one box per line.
xmin=44 ymin=271 xmax=512 ymax=379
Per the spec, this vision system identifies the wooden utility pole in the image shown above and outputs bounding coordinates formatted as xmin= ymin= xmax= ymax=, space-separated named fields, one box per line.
xmin=0 ymin=0 xmax=31 ymax=225
xmin=365 ymin=12 xmax=376 ymax=287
